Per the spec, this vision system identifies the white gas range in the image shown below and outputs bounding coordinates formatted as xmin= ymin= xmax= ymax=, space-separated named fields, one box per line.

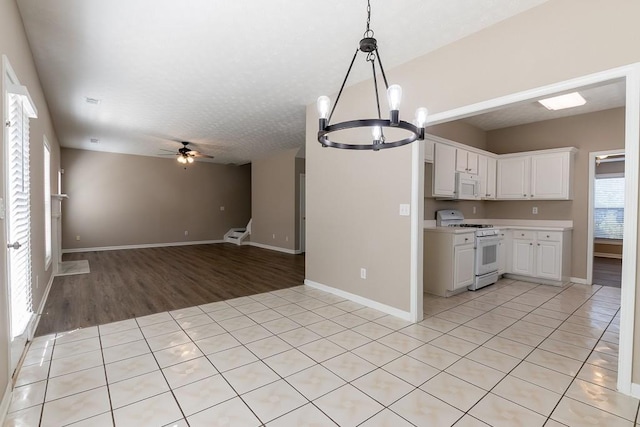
xmin=436 ymin=210 xmax=501 ymax=291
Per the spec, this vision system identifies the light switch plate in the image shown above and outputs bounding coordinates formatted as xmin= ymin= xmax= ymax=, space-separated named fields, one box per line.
xmin=399 ymin=204 xmax=410 ymax=216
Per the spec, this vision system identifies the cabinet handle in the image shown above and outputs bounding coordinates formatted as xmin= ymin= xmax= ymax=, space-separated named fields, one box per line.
xmin=546 ymin=235 xmax=550 ymax=238
xmin=464 ymin=238 xmax=469 ymax=241
xmin=521 ymin=233 xmax=525 ymax=236
xmin=529 ymin=243 xmax=533 ymax=246
xmin=523 ymin=194 xmax=527 ymax=197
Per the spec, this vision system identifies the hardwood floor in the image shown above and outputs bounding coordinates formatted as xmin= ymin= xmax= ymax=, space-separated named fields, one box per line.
xmin=36 ymin=244 xmax=305 ymax=336
xmin=593 ymin=256 xmax=622 ymax=288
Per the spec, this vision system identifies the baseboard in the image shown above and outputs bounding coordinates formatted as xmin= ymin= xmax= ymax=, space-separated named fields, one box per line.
xmin=502 ymin=273 xmax=566 ymax=287
xmin=570 ymin=277 xmax=588 ymax=285
xmin=62 ymin=240 xmax=225 ymax=253
xmin=304 ymin=279 xmax=412 ymax=321
xmin=0 ymin=383 xmax=12 ymax=427
xmin=630 ymin=382 xmax=640 ymax=399
xmin=29 ymin=272 xmax=56 ymax=340
xmin=248 ymin=242 xmax=302 ymax=255
xmin=594 ymin=252 xmax=623 ymax=259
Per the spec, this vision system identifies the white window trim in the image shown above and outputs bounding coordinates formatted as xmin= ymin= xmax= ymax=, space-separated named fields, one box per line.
xmin=44 ymin=136 xmax=51 ymax=270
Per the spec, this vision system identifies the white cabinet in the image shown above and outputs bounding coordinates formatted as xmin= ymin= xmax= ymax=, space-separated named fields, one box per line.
xmin=424 ymin=139 xmax=435 ymax=163
xmin=424 ymin=230 xmax=475 ymax=297
xmin=506 ymin=229 xmax=571 ymax=284
xmin=456 ymin=149 xmax=478 ymax=174
xmin=497 ymin=150 xmax=575 ymax=200
xmin=497 ymin=156 xmax=530 ymax=199
xmin=478 ymin=155 xmax=497 ymax=199
xmin=433 ymin=143 xmax=457 ymax=197
xmin=530 ymin=152 xmax=573 ymax=199
xmin=497 ymin=230 xmax=507 ymax=275
xmin=454 ymin=241 xmax=475 ymax=290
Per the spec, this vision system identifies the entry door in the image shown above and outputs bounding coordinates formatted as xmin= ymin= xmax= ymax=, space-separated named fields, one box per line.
xmin=4 ymin=68 xmax=37 ymax=376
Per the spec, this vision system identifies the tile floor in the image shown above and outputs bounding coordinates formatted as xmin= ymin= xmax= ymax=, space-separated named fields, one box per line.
xmin=4 ymin=278 xmax=639 ymax=426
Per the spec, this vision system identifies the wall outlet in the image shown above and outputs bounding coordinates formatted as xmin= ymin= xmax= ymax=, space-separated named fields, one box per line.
xmin=360 ymin=268 xmax=367 ymax=279
xmin=184 ymin=230 xmax=189 ymax=236
xmin=399 ymin=204 xmax=410 ymax=216
xmin=472 ymin=206 xmax=477 ymax=214
xmin=285 ymin=236 xmax=289 ymax=242
xmin=532 ymin=207 xmax=538 ymax=215
xmin=76 ymin=235 xmax=80 ymax=241
xmin=220 ymin=206 xmax=225 ymax=211
xmin=36 ymin=275 xmax=39 ymax=289
xmin=272 ymin=234 xmax=276 ymax=239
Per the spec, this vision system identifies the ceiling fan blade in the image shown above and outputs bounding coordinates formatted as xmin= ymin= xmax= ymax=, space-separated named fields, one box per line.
xmin=159 ymin=149 xmax=177 ymax=153
xmin=158 ymin=153 xmax=178 ymax=156
xmin=192 ymin=153 xmax=214 ymax=158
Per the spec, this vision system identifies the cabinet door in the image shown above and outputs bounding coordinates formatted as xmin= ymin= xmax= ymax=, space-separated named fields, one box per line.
xmin=467 ymin=152 xmax=479 ymax=174
xmin=511 ymin=238 xmax=535 ymax=276
xmin=536 ymin=240 xmax=561 ymax=280
xmin=478 ymin=155 xmax=488 ymax=198
xmin=433 ymin=143 xmax=457 ymax=197
xmin=530 ymin=152 xmax=570 ymax=199
xmin=455 ymin=148 xmax=468 ymax=173
xmin=486 ymin=157 xmax=497 ymax=199
xmin=453 ymin=244 xmax=475 ymax=290
xmin=497 ymin=236 xmax=506 ymax=275
xmin=497 ymin=156 xmax=530 ymax=199
xmin=424 ymin=140 xmax=435 ymax=163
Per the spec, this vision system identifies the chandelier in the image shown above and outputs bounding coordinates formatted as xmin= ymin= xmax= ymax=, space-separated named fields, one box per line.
xmin=317 ymin=0 xmax=428 ymax=151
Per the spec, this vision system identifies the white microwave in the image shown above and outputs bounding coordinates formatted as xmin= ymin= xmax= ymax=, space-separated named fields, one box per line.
xmin=455 ymin=172 xmax=480 ymax=200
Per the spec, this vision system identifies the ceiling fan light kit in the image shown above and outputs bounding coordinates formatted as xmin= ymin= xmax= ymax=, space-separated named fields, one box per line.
xmin=317 ymin=0 xmax=428 ymax=151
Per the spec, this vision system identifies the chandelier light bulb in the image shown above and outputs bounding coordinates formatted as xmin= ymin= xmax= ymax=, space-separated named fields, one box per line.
xmin=177 ymin=156 xmax=186 ymax=164
xmin=372 ymin=125 xmax=382 ymax=141
xmin=415 ymin=107 xmax=429 ymax=128
xmin=317 ymin=96 xmax=331 ymax=119
xmin=187 ymin=156 xmax=194 ymax=163
xmin=387 ymin=85 xmax=402 ymax=111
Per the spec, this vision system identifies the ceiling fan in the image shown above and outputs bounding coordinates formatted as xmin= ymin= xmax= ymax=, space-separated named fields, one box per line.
xmin=159 ymin=141 xmax=214 ymax=164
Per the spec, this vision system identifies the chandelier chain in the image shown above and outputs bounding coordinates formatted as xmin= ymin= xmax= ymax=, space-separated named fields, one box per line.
xmin=364 ymin=0 xmax=374 ymax=38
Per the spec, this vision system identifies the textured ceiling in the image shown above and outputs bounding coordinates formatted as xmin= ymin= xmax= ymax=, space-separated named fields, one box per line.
xmin=17 ymin=0 xmax=550 ymax=164
xmin=463 ymin=80 xmax=626 ymax=131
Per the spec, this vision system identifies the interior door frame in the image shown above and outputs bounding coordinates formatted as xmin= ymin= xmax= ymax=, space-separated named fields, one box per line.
xmin=586 ymin=148 xmax=625 ymax=285
xmin=418 ymin=63 xmax=640 ymax=397
xmin=299 ymin=173 xmax=305 ymax=253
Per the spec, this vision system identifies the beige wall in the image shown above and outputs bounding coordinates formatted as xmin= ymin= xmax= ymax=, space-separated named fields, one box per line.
xmin=485 ymin=108 xmax=625 ymax=279
xmin=251 ymin=148 xmax=305 ymax=251
xmin=306 ymin=0 xmax=640 ymax=374
xmin=1 ymin=0 xmax=61 ymax=405
xmin=295 ymin=157 xmax=306 ymax=250
xmin=61 ymin=148 xmax=251 ymax=249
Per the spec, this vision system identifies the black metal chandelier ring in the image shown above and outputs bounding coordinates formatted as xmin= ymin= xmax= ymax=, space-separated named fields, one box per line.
xmin=318 ymin=119 xmax=424 ymax=150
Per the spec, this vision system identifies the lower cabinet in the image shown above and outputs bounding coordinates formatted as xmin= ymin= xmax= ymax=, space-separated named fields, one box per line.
xmin=497 ymin=231 xmax=507 ymax=275
xmin=454 ymin=243 xmax=475 ymax=290
xmin=507 ymin=229 xmax=571 ymax=284
xmin=424 ymin=230 xmax=475 ymax=297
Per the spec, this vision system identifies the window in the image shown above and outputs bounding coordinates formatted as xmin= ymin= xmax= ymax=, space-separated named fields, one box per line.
xmin=594 ymin=174 xmax=624 ymax=240
xmin=44 ymin=137 xmax=51 ymax=268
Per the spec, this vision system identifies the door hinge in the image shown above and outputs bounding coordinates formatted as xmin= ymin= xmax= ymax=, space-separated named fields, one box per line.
xmin=5 ymin=120 xmax=10 ymax=128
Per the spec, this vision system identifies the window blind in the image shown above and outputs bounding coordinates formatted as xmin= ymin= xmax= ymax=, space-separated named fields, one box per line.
xmin=594 ymin=175 xmax=624 ymax=240
xmin=7 ymin=92 xmax=33 ymax=338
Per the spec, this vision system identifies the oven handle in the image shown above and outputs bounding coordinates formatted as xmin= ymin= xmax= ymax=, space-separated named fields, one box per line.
xmin=476 ymin=236 xmax=502 ymax=245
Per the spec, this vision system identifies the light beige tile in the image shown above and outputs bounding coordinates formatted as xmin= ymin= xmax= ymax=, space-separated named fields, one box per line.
xmin=551 ymin=396 xmax=633 ymax=427
xmin=267 ymin=403 xmax=339 ymax=427
xmin=539 ymin=338 xmax=592 ymax=361
xmin=9 ymin=381 xmax=46 ymax=413
xmin=245 ymin=335 xmax=293 ymax=359
xmin=397 ymin=324 xmax=442 ymax=342
xmin=352 ymin=341 xmax=402 ymax=366
xmin=100 ymin=328 xmax=145 ymax=349
xmin=314 ymin=384 xmax=384 ymax=427
xmin=45 ymin=366 xmax=106 ymax=402
xmin=170 ymin=306 xmax=204 ymax=319
xmin=298 ymin=338 xmax=345 ymax=363
xmin=382 ymin=354 xmax=439 ymax=387
xmin=67 ymin=411 xmax=114 ymax=426
xmin=511 ymin=361 xmax=573 ymax=394
xmin=327 ymin=329 xmax=371 ymax=350
xmin=55 ymin=327 xmax=99 ymax=345
xmin=222 ymin=361 xmax=279 ymax=394
xmin=139 ymin=320 xmax=181 ymax=339
xmin=41 ymin=387 xmax=111 ymax=426
xmin=469 ymin=393 xmax=546 ymax=427
xmin=52 ymin=337 xmax=101 ymax=359
xmin=105 ymin=353 xmax=158 ymax=384
xmin=188 ymin=397 xmax=261 ymax=426
xmin=390 ymin=388 xmax=463 ymax=426
xmin=526 ymin=349 xmax=583 ymax=377
xmin=109 ymin=370 xmax=169 ymax=408
xmin=332 ymin=313 xmax=369 ymax=328
xmin=352 ymin=368 xmax=413 ymax=406
xmin=242 ymin=380 xmax=307 ymax=423
xmin=566 ymin=379 xmax=639 ymax=421
xmin=493 ymin=375 xmax=562 ymax=416
xmin=113 ymin=391 xmax=182 ymax=427
xmin=173 ymin=374 xmax=236 ymax=416
xmin=49 ymin=349 xmax=104 ymax=378
xmin=445 ymin=358 xmax=505 ymax=391
xmin=353 ymin=322 xmax=394 ymax=340
xmin=145 ymin=330 xmax=191 ymax=352
xmin=587 ymin=351 xmax=619 ymax=372
xmin=419 ymin=317 xmax=458 ymax=333
xmin=408 ymin=343 xmax=460 ymax=370
xmin=102 ymin=339 xmax=150 ymax=364
xmin=230 ymin=324 xmax=273 ymax=344
xmin=4 ymin=405 xmax=42 ymax=427
xmin=448 ymin=326 xmax=493 ymax=345
xmin=217 ymin=315 xmax=257 ymax=332
xmin=263 ymin=317 xmax=301 ymax=334
xmin=194 ymin=333 xmax=241 ymax=355
xmin=466 ymin=346 xmax=520 ymax=373
xmin=286 ymin=364 xmax=345 ymax=400
xmin=358 ymin=408 xmax=414 ymax=427
xmin=207 ymin=345 xmax=258 ymax=372
xmin=162 ymin=356 xmax=218 ymax=389
xmin=321 ymin=352 xmax=376 ymax=382
xmin=421 ymin=372 xmax=485 ymax=412
xmin=278 ymin=327 xmax=322 ymax=347
xmin=453 ymin=415 xmax=491 ymax=426
xmin=264 ymin=348 xmax=316 ymax=377
xmin=577 ymin=363 xmax=618 ymax=391
xmin=430 ymin=334 xmax=479 ymax=356
xmin=549 ymin=330 xmax=598 ymax=349
xmin=154 ymin=342 xmax=204 ymax=368
xmin=287 ymin=311 xmax=324 ymax=326
xmin=483 ymin=336 xmax=534 ymax=360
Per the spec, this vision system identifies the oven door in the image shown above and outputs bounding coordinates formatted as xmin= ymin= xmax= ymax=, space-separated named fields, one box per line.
xmin=475 ymin=235 xmax=500 ymax=276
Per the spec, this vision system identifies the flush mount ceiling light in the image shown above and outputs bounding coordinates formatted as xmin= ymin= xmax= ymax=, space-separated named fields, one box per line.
xmin=316 ymin=0 xmax=428 ymax=151
xmin=538 ymin=92 xmax=586 ymax=111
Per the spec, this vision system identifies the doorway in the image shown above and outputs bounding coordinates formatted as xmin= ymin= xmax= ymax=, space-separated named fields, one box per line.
xmin=300 ymin=173 xmax=306 ymax=253
xmin=588 ymin=150 xmax=625 ymax=287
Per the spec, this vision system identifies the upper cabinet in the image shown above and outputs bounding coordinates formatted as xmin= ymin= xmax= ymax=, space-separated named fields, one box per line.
xmin=496 ymin=149 xmax=576 ymax=200
xmin=455 ymin=148 xmax=478 ymax=174
xmin=433 ymin=143 xmax=457 ymax=197
xmin=424 ymin=139 xmax=435 ymax=163
xmin=478 ymin=155 xmax=497 ymax=199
